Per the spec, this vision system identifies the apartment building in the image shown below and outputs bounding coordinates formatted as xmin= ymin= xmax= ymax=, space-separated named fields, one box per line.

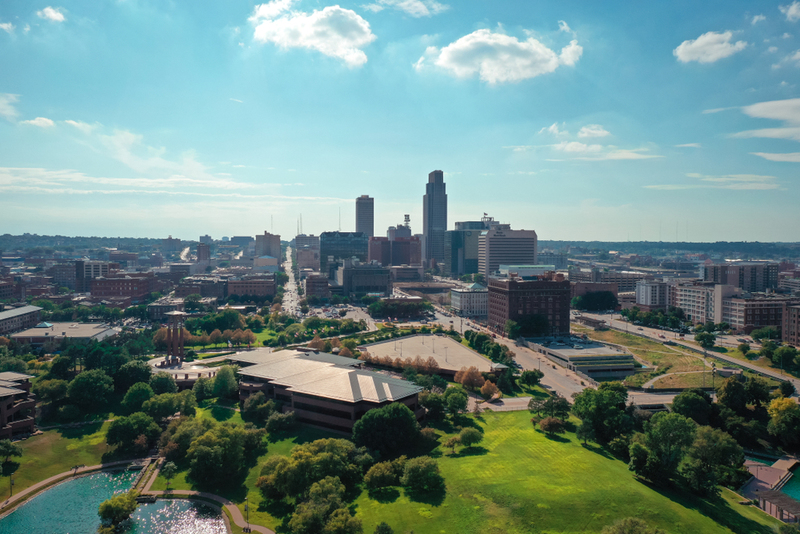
xmin=450 ymin=283 xmax=488 ymax=317
xmin=487 ymin=273 xmax=570 ymax=336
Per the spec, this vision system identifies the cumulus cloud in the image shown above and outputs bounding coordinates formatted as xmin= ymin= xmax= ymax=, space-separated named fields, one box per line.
xmin=675 ymin=143 xmax=702 ymax=148
xmin=37 ymin=6 xmax=65 ymax=22
xmin=553 ymin=141 xmax=602 ymax=153
xmin=251 ymin=3 xmax=376 ymax=67
xmin=578 ymin=124 xmax=610 ymax=138
xmin=673 ymin=31 xmax=747 ymax=63
xmin=645 ymin=173 xmax=779 ymax=190
xmin=752 ymin=14 xmax=766 ymax=25
xmin=0 ymin=22 xmax=15 ymax=34
xmin=538 ymin=123 xmax=568 ymax=136
xmin=0 ymin=93 xmax=20 ymax=121
xmin=781 ymin=1 xmax=800 ymax=22
xmin=419 ymin=29 xmax=582 ymax=84
xmin=64 ymin=120 xmax=98 ymax=134
xmin=20 ymin=117 xmax=55 ymax=128
xmin=361 ymin=0 xmax=448 ymax=17
xmin=558 ymin=20 xmax=571 ymax=33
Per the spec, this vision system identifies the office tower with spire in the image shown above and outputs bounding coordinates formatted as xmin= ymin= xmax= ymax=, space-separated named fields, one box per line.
xmin=423 ymin=170 xmax=447 ymax=266
xmin=355 ymin=195 xmax=374 ymax=237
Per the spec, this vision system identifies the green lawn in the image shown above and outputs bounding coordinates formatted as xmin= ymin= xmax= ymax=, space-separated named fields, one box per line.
xmin=652 ymin=370 xmax=783 ymax=390
xmin=354 ymin=411 xmax=781 ymax=534
xmin=196 ymin=398 xmax=244 ymax=425
xmin=5 ymin=422 xmax=113 ymax=500
xmin=713 ymin=348 xmax=800 ymax=380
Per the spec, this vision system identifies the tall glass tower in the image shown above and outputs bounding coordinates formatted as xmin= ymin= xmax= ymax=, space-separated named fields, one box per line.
xmin=423 ymin=170 xmax=447 ymax=266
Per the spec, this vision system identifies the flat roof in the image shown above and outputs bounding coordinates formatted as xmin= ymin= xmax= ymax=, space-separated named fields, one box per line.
xmin=0 ymin=372 xmax=33 ymax=382
xmin=536 ymin=340 xmax=624 ymax=359
xmin=361 ymin=334 xmax=494 ymax=373
xmin=0 ymin=305 xmax=42 ymax=321
xmin=0 ymin=386 xmax=25 ymax=397
xmin=10 ymin=322 xmax=118 ymax=340
xmin=236 ymin=349 xmax=421 ymax=403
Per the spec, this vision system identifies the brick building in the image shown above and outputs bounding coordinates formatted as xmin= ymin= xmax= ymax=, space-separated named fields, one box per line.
xmin=700 ymin=262 xmax=779 ymax=293
xmin=227 ymin=276 xmax=277 ymax=298
xmin=783 ymin=304 xmax=800 ymax=347
xmin=0 ymin=372 xmax=36 ymax=439
xmin=304 ymin=272 xmax=331 ymax=299
xmin=91 ymin=273 xmax=155 ymax=303
xmin=0 ymin=305 xmax=42 ymax=336
xmin=487 ymin=273 xmax=570 ymax=336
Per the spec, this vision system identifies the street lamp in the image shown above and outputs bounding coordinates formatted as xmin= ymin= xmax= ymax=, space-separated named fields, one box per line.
xmin=711 ymin=363 xmax=717 ymax=389
xmin=245 ymin=496 xmax=250 ymax=532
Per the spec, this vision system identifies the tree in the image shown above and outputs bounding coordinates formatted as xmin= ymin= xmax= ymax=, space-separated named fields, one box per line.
xmin=115 ymin=360 xmax=152 ymax=391
xmin=505 ymin=320 xmax=521 ymax=339
xmin=716 ymin=377 xmax=747 ymax=414
xmin=161 ymin=461 xmax=177 ymax=488
xmin=352 ymin=403 xmax=421 ymax=457
xmin=266 ymin=411 xmax=296 ymax=433
xmin=98 ymin=490 xmax=139 ymax=527
xmin=751 ymin=326 xmax=779 ymax=341
xmin=106 ymin=412 xmax=161 ymax=452
xmin=601 ymin=518 xmax=664 ymax=534
xmin=571 ymin=386 xmax=631 ymax=444
xmin=541 ymin=394 xmax=570 ymax=419
xmin=744 ymin=377 xmax=771 ymax=408
xmin=528 ymin=397 xmax=545 ymax=415
xmin=122 ymin=382 xmax=155 ymax=413
xmin=363 ymin=460 xmax=401 ymax=491
xmin=767 ymin=397 xmax=800 ymax=447
xmin=149 ymin=372 xmax=178 ymax=395
xmin=458 ymin=427 xmax=483 ymax=448
xmin=242 ymin=392 xmax=276 ymax=426
xmin=519 ymin=369 xmax=544 ymax=388
xmin=400 ymin=456 xmax=444 ymax=493
xmin=480 ymin=380 xmax=499 ymax=400
xmin=779 ymin=381 xmax=796 ymax=398
xmin=681 ymin=426 xmax=745 ymax=496
xmin=374 ymin=523 xmax=394 ymax=534
xmin=418 ymin=391 xmax=446 ymax=421
xmin=68 ymin=369 xmax=114 ymax=408
xmin=142 ymin=393 xmax=181 ymax=422
xmin=32 ymin=379 xmax=68 ymax=404
xmin=192 ymin=376 xmax=213 ymax=401
xmin=631 ymin=412 xmax=695 ymax=483
xmin=212 ymin=365 xmax=238 ymax=398
xmin=444 ymin=436 xmax=460 ymax=454
xmin=671 ymin=389 xmax=712 ymax=426
xmin=443 ymin=387 xmax=468 ymax=415
xmin=0 ymin=439 xmax=22 ymax=463
xmin=539 ymin=417 xmax=566 ymax=436
xmin=773 ymin=346 xmax=798 ymax=369
xmin=737 ymin=343 xmax=750 ymax=356
xmin=694 ymin=332 xmax=716 ymax=350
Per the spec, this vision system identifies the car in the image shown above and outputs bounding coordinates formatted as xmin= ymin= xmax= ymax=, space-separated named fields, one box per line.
xmin=638 ymin=327 xmax=644 ymax=331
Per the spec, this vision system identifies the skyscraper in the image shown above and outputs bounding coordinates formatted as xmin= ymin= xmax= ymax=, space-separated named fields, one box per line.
xmin=355 ymin=195 xmax=374 ymax=237
xmin=423 ymin=170 xmax=447 ymax=266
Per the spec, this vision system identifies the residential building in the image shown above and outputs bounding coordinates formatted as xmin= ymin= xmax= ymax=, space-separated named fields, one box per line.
xmin=75 ymin=261 xmax=111 ymax=292
xmin=422 ymin=170 xmax=447 ymax=266
xmin=0 ymin=372 xmax=36 ymax=439
xmin=667 ymin=282 xmax=722 ymax=324
xmin=11 ymin=322 xmax=118 ymax=346
xmin=478 ymin=226 xmax=538 ymax=279
xmin=451 ymin=283 xmax=488 ymax=317
xmin=779 ymin=276 xmax=800 ymax=293
xmin=320 ymin=232 xmax=368 ymax=274
xmin=197 ymin=243 xmax=211 ymax=262
xmin=162 ymin=235 xmax=182 ymax=252
xmin=333 ymin=260 xmax=391 ymax=297
xmin=0 ymin=305 xmax=42 ymax=336
xmin=700 ymin=262 xmax=779 ymax=292
xmin=721 ymin=294 xmax=800 ymax=334
xmin=635 ymin=280 xmax=668 ymax=311
xmin=783 ymin=304 xmax=800 ymax=347
xmin=234 ymin=349 xmax=424 ymax=433
xmin=355 ymin=195 xmax=374 ymax=237
xmin=487 ymin=273 xmax=570 ymax=336
xmin=255 ymin=231 xmax=281 ymax=259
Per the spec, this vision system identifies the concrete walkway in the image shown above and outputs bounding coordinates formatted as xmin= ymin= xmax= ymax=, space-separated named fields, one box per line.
xmin=142 ymin=458 xmax=274 ymax=534
xmin=0 ymin=459 xmax=138 ymax=515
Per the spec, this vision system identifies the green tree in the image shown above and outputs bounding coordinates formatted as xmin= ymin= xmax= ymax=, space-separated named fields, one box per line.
xmin=142 ymin=393 xmax=180 ymax=422
xmin=773 ymin=346 xmax=798 ymax=369
xmin=744 ymin=376 xmax=771 ymax=408
xmin=541 ymin=394 xmax=570 ymax=419
xmin=519 ymin=369 xmax=544 ymax=387
xmin=767 ymin=397 xmax=800 ymax=447
xmin=751 ymin=326 xmax=779 ymax=341
xmin=681 ymin=426 xmax=745 ymax=496
xmin=374 ymin=523 xmax=394 ymax=534
xmin=68 ymin=369 xmax=114 ymax=408
xmin=458 ymin=427 xmax=483 ymax=449
xmin=121 ymin=382 xmax=155 ymax=413
xmin=106 ymin=412 xmax=161 ymax=452
xmin=779 ymin=381 xmax=796 ymax=398
xmin=504 ymin=320 xmax=521 ymax=339
xmin=149 ymin=372 xmax=178 ymax=395
xmin=671 ymin=389 xmax=712 ymax=426
xmin=418 ymin=391 xmax=446 ymax=421
xmin=241 ymin=392 xmax=276 ymax=426
xmin=539 ymin=417 xmax=566 ymax=436
xmin=212 ymin=365 xmax=238 ymax=398
xmin=161 ymin=461 xmax=177 ymax=488
xmin=694 ymin=332 xmax=716 ymax=350
xmin=98 ymin=490 xmax=139 ymax=527
xmin=400 ymin=456 xmax=444 ymax=493
xmin=363 ymin=461 xmax=399 ymax=491
xmin=737 ymin=343 xmax=750 ymax=356
xmin=114 ymin=360 xmax=152 ymax=392
xmin=716 ymin=377 xmax=747 ymax=414
xmin=32 ymin=379 xmax=68 ymax=404
xmin=352 ymin=403 xmax=421 ymax=457
xmin=192 ymin=376 xmax=213 ymax=401
xmin=443 ymin=387 xmax=468 ymax=415
xmin=571 ymin=386 xmax=631 ymax=444
xmin=0 ymin=439 xmax=22 ymax=463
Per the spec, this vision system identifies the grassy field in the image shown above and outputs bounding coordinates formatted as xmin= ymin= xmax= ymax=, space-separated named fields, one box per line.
xmin=354 ymin=410 xmax=781 ymax=534
xmin=5 ymin=423 xmax=113 ymax=500
xmin=651 ymin=370 xmax=783 ymax=390
xmin=196 ymin=398 xmax=244 ymax=425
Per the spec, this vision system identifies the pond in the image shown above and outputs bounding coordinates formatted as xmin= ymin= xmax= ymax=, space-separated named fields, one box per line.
xmin=0 ymin=471 xmax=225 ymax=534
xmin=781 ymin=467 xmax=800 ymax=501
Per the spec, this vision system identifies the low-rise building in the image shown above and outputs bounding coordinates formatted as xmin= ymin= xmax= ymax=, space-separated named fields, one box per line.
xmin=90 ymin=272 xmax=155 ymax=303
xmin=304 ymin=272 xmax=330 ymax=299
xmin=11 ymin=322 xmax=118 ymax=346
xmin=450 ymin=283 xmax=488 ymax=317
xmin=0 ymin=372 xmax=36 ymax=439
xmin=635 ymin=280 xmax=668 ymax=311
xmin=147 ymin=297 xmax=185 ymax=321
xmin=234 ymin=349 xmax=424 ymax=433
xmin=334 ymin=260 xmax=391 ymax=297
xmin=227 ymin=275 xmax=277 ymax=298
xmin=783 ymin=304 xmax=800 ymax=347
xmin=569 ymin=268 xmax=652 ymax=292
xmin=0 ymin=305 xmax=42 ymax=336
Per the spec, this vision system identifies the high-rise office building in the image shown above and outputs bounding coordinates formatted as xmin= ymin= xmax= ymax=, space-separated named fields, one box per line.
xmin=320 ymin=231 xmax=369 ymax=275
xmin=355 ymin=195 xmax=374 ymax=237
xmin=197 ymin=243 xmax=211 ymax=262
xmin=478 ymin=226 xmax=538 ymax=279
xmin=444 ymin=218 xmax=494 ymax=277
xmin=423 ymin=170 xmax=447 ymax=266
xmin=255 ymin=231 xmax=281 ymax=259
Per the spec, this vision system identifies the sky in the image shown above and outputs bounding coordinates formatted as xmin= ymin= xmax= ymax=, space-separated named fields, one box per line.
xmin=1 ymin=0 xmax=800 ymax=243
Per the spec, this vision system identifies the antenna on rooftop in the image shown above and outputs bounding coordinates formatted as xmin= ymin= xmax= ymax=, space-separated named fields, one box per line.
xmin=339 ymin=207 xmax=341 ymax=231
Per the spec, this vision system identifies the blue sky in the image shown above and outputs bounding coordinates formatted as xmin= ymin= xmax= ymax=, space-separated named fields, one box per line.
xmin=1 ymin=0 xmax=800 ymax=243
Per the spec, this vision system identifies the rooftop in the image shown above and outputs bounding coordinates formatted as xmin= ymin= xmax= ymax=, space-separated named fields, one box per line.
xmin=0 ymin=305 xmax=42 ymax=321
xmin=11 ymin=322 xmax=118 ymax=341
xmin=235 ymin=349 xmax=422 ymax=404
xmin=362 ymin=334 xmax=494 ymax=374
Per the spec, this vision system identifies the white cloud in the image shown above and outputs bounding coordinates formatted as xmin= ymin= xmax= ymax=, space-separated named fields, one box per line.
xmin=23 ymin=24 xmax=30 ymax=34
xmin=361 ymin=0 xmax=448 ymax=17
xmin=583 ymin=148 xmax=662 ymax=161
xmin=784 ymin=33 xmax=793 ymax=38
xmin=553 ymin=141 xmax=603 ymax=153
xmin=675 ymin=143 xmax=702 ymax=147
xmin=674 ymin=31 xmax=748 ymax=63
xmin=752 ymin=14 xmax=766 ymax=25
xmin=421 ymin=29 xmax=582 ymax=84
xmin=646 ymin=173 xmax=779 ymax=190
xmin=64 ymin=120 xmax=97 ymax=134
xmin=751 ymin=151 xmax=800 ymax=162
xmin=37 ymin=6 xmax=65 ymax=22
xmin=781 ymin=1 xmax=800 ymax=22
xmin=558 ymin=20 xmax=571 ymax=33
xmin=0 ymin=22 xmax=15 ymax=34
xmin=741 ymin=97 xmax=800 ymax=123
xmin=251 ymin=4 xmax=376 ymax=67
xmin=0 ymin=94 xmax=19 ymax=121
xmin=229 ymin=98 xmax=243 ymax=103
xmin=768 ymin=46 xmax=779 ymax=53
xmin=20 ymin=117 xmax=55 ymax=128
xmin=577 ymin=124 xmax=610 ymax=138
xmin=538 ymin=122 xmax=568 ymax=136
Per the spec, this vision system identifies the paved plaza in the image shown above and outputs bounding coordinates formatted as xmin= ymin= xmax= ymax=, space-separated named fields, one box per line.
xmin=361 ymin=334 xmax=494 ymax=374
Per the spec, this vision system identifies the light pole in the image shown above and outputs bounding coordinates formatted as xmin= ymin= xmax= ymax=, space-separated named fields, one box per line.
xmin=245 ymin=497 xmax=250 ymax=532
xmin=711 ymin=362 xmax=717 ymax=389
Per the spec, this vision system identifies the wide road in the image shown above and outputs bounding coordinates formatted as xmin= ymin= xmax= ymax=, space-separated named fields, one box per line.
xmin=282 ymin=246 xmax=300 ymax=315
xmin=580 ymin=311 xmax=800 ymax=392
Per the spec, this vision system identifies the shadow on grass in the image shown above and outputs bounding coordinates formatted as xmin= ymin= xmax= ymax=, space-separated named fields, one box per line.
xmin=541 ymin=433 xmax=570 ymax=443
xmin=580 ymin=442 xmax=614 ymax=460
xmin=55 ymin=421 xmax=104 ymax=439
xmin=368 ymin=487 xmax=400 ymax=503
xmin=1 ymin=461 xmax=19 ymax=477
xmin=258 ymin=497 xmax=294 ymax=519
xmin=449 ymin=446 xmax=488 ymax=458
xmin=208 ymin=406 xmax=235 ymax=422
xmin=643 ymin=479 xmax=776 ymax=534
xmin=404 ymin=484 xmax=446 ymax=506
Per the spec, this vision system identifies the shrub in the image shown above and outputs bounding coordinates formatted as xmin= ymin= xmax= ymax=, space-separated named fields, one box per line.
xmin=400 ymin=456 xmax=444 ymax=493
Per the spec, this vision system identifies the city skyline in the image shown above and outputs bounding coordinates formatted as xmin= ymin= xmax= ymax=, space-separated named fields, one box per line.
xmin=2 ymin=1 xmax=800 ymax=241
